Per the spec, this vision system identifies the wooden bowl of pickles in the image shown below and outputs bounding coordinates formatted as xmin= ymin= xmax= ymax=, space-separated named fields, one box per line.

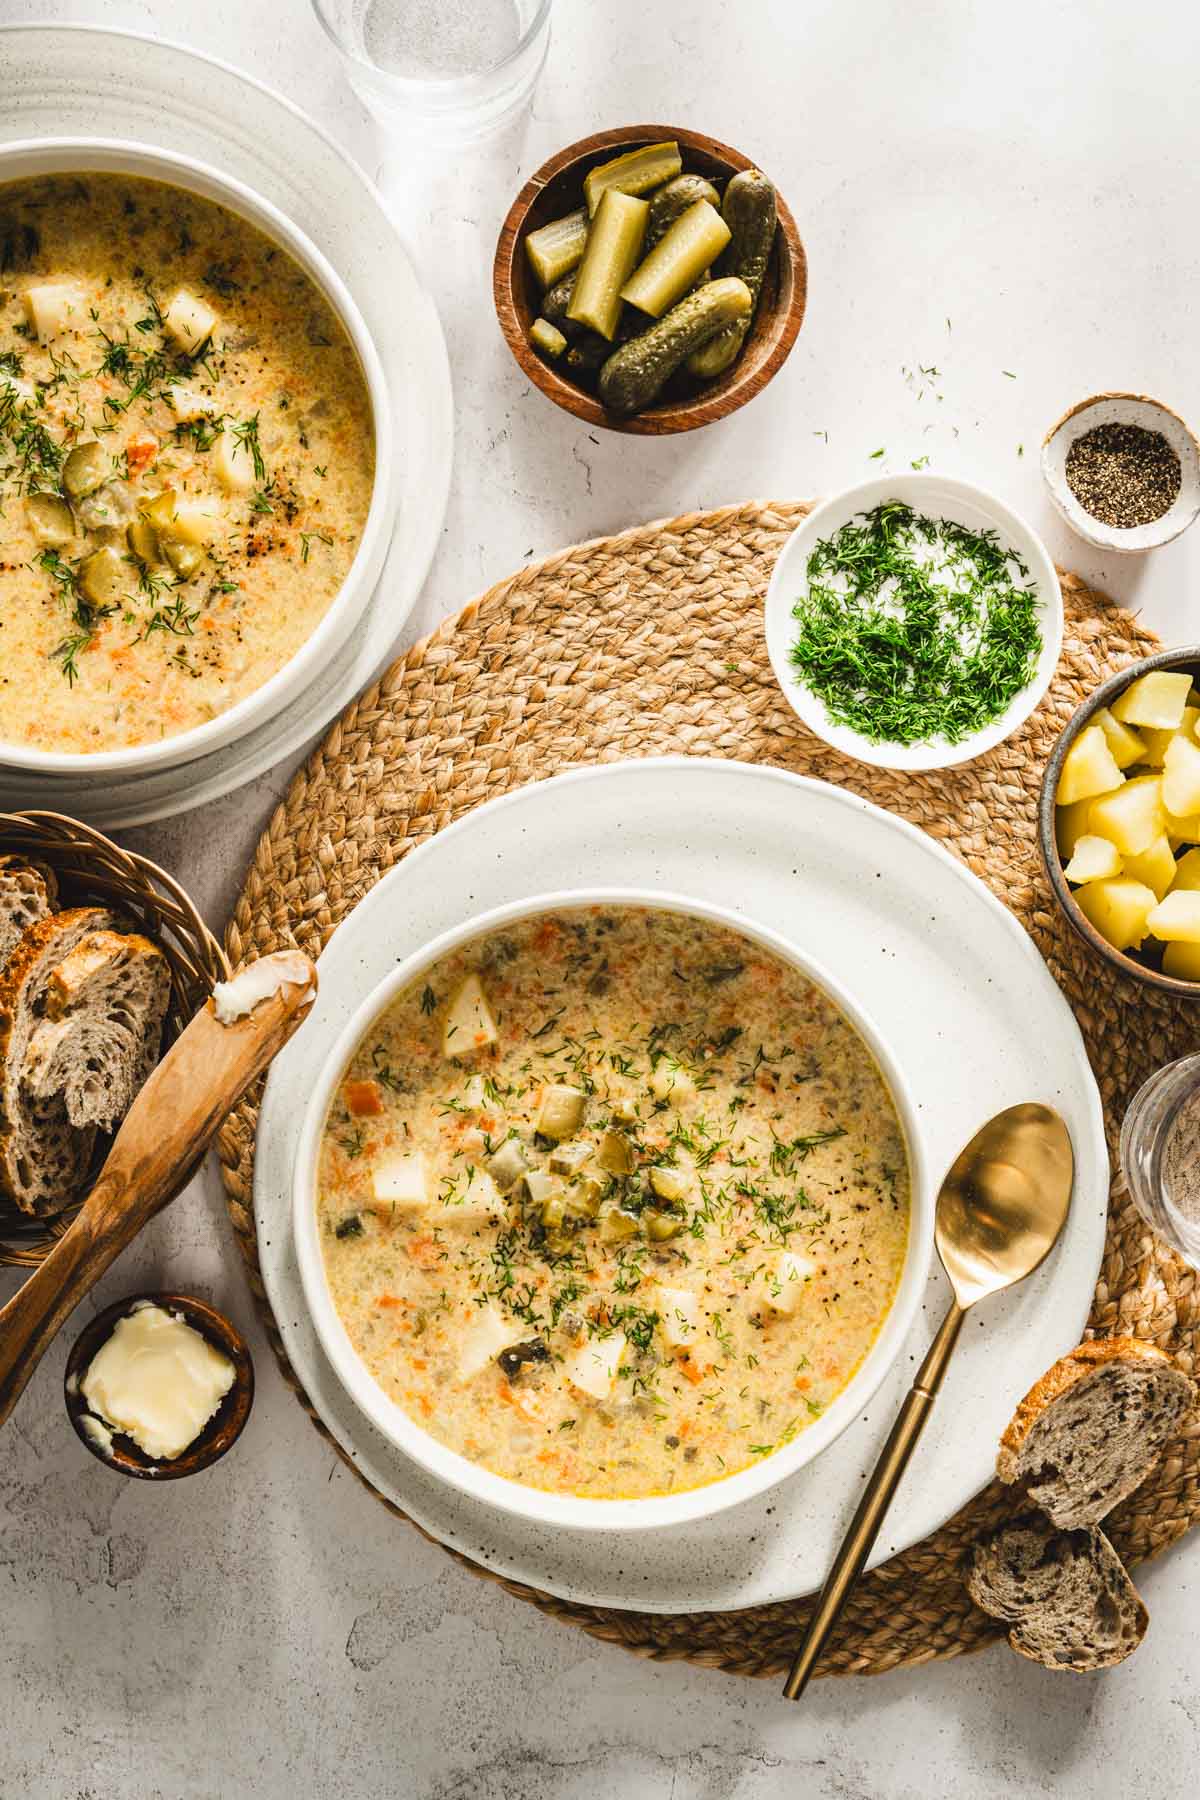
xmin=493 ymin=124 xmax=806 ymax=435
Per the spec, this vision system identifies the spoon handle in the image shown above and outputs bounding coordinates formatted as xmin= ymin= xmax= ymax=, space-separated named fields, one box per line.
xmin=0 ymin=960 xmax=315 ymax=1433
xmin=782 ymin=1299 xmax=965 ymax=1699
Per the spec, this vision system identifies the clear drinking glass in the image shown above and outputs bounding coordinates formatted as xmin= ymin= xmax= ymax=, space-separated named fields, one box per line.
xmin=312 ymin=0 xmax=553 ymax=142
xmin=1120 ymin=1053 xmax=1200 ymax=1267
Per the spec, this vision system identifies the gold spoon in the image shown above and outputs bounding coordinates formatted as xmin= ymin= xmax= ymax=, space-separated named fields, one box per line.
xmin=783 ymin=1102 xmax=1074 ymax=1700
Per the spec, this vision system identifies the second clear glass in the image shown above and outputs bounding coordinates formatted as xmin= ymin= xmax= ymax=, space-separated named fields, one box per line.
xmin=312 ymin=0 xmax=552 ymax=143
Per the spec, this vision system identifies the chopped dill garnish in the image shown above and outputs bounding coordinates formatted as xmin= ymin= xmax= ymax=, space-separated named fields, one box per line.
xmin=233 ymin=413 xmax=267 ymax=483
xmin=300 ymin=529 xmax=334 ymax=563
xmin=788 ymin=500 xmax=1041 ymax=747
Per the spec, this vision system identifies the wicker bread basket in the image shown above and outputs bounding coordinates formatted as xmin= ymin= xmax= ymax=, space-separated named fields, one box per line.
xmin=0 ymin=809 xmax=228 ymax=1267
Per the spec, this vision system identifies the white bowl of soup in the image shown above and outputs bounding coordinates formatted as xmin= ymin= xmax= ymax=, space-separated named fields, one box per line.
xmin=0 ymin=139 xmax=391 ymax=773
xmin=294 ymin=890 xmax=933 ymax=1532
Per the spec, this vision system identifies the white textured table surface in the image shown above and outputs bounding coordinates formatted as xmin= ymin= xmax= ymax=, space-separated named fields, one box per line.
xmin=4 ymin=1 xmax=1200 ymax=1794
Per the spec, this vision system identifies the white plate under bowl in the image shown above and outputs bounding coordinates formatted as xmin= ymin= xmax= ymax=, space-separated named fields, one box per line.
xmin=292 ymin=886 xmax=934 ymax=1534
xmin=0 ymin=24 xmax=452 ymax=827
xmin=252 ymin=757 xmax=1108 ymax=1611
xmin=764 ymin=473 xmax=1063 ymax=774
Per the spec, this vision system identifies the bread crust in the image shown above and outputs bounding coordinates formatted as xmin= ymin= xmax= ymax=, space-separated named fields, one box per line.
xmin=0 ymin=906 xmax=116 ymax=1212
xmin=997 ymin=1337 xmax=1177 ymax=1485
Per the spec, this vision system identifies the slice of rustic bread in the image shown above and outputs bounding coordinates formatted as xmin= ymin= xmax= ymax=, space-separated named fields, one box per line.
xmin=23 ymin=929 xmax=171 ymax=1132
xmin=967 ymin=1516 xmax=1147 ymax=1671
xmin=997 ymin=1338 xmax=1196 ymax=1529
xmin=0 ymin=906 xmax=118 ymax=1215
xmin=0 ymin=857 xmax=58 ymax=976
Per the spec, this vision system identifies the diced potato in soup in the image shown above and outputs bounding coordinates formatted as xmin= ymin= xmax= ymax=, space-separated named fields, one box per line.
xmin=0 ymin=172 xmax=373 ymax=752
xmin=317 ymin=906 xmax=911 ymax=1501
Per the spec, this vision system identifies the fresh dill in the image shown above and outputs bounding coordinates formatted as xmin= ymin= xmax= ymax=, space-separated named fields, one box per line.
xmin=300 ymin=529 xmax=334 ymax=563
xmin=233 ymin=413 xmax=267 ymax=483
xmin=788 ymin=500 xmax=1041 ymax=746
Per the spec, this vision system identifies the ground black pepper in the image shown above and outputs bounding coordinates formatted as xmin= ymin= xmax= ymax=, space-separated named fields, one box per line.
xmin=1065 ymin=422 xmax=1181 ymax=528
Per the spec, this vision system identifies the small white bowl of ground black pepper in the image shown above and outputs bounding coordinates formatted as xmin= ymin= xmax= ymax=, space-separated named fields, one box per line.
xmin=1042 ymin=393 xmax=1200 ymax=553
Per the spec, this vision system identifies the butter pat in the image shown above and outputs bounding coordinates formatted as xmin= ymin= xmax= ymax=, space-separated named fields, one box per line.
xmin=211 ymin=950 xmax=312 ymax=1024
xmin=81 ymin=1304 xmax=235 ymax=1460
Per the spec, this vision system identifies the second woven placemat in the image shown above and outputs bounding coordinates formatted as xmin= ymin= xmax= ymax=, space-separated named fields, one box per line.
xmin=218 ymin=500 xmax=1199 ymax=1681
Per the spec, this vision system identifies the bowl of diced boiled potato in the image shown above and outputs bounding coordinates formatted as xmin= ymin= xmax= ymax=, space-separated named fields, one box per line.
xmin=1041 ymin=648 xmax=1200 ymax=991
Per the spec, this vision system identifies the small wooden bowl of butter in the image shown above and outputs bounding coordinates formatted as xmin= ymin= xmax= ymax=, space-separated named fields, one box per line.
xmin=65 ymin=1293 xmax=254 ymax=1479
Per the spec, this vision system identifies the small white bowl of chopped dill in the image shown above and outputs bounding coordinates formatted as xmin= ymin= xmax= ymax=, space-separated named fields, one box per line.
xmin=764 ymin=474 xmax=1063 ymax=773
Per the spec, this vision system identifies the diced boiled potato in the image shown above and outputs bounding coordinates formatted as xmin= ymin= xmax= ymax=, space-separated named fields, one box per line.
xmin=163 ymin=288 xmax=218 ymax=355
xmin=649 ymin=1057 xmax=696 ymax=1102
xmin=563 ymin=1332 xmax=626 ymax=1400
xmin=1056 ymin=725 xmax=1123 ymax=807
xmin=1147 ymin=891 xmax=1200 ymax=943
xmin=437 ymin=1165 xmax=503 ymax=1225
xmin=1140 ymin=706 xmax=1200 ymax=766
xmin=1163 ymin=941 xmax=1200 ymax=981
xmin=1075 ymin=878 xmax=1157 ymax=952
xmin=457 ymin=1304 xmax=522 ymax=1380
xmin=1170 ymin=848 xmax=1200 ymax=892
xmin=1088 ymin=774 xmax=1165 ymax=856
xmin=761 ymin=1250 xmax=818 ymax=1316
xmin=213 ymin=427 xmax=256 ymax=492
xmin=1163 ymin=731 xmax=1200 ymax=818
xmin=1092 ymin=706 xmax=1146 ymax=771
xmin=655 ymin=1286 xmax=699 ymax=1348
xmin=166 ymin=382 xmax=217 ymax=422
xmin=1110 ymin=670 xmax=1193 ymax=730
xmin=371 ymin=1150 xmax=428 ymax=1212
xmin=21 ymin=282 xmax=85 ymax=344
xmin=1063 ymin=835 xmax=1123 ymax=885
xmin=1166 ymin=809 xmax=1200 ymax=846
xmin=1136 ymin=725 xmax=1176 ymax=768
xmin=1056 ymin=797 xmax=1097 ymax=860
xmin=442 ymin=974 xmax=498 ymax=1058
xmin=168 ymin=495 xmax=225 ymax=546
xmin=1122 ymin=835 xmax=1176 ymax=901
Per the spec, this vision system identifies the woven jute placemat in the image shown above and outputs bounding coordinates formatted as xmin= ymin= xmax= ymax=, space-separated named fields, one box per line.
xmin=217 ymin=500 xmax=1200 ymax=1681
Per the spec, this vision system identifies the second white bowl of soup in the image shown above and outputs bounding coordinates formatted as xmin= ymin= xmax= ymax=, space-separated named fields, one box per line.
xmin=0 ymin=138 xmax=391 ymax=774
xmin=294 ymin=890 xmax=932 ymax=1532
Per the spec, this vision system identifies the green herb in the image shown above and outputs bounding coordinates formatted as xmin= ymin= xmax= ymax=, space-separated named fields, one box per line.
xmin=300 ymin=529 xmax=334 ymax=563
xmin=233 ymin=413 xmax=266 ymax=483
xmin=787 ymin=500 xmax=1042 ymax=747
xmin=869 ymin=447 xmax=885 ymax=459
xmin=419 ymin=984 xmax=438 ymax=1015
xmin=910 ymin=455 xmax=929 ymax=471
xmin=338 ymin=1125 xmax=367 ymax=1158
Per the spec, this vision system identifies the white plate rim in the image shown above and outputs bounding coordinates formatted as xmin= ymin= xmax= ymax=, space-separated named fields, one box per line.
xmin=250 ymin=755 xmax=1108 ymax=1612
xmin=0 ymin=23 xmax=453 ymax=827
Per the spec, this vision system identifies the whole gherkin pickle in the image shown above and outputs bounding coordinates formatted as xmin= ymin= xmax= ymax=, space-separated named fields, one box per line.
xmin=598 ymin=277 xmax=752 ymax=416
xmin=644 ymin=174 xmax=722 ymax=251
xmin=686 ymin=168 xmax=778 ymax=380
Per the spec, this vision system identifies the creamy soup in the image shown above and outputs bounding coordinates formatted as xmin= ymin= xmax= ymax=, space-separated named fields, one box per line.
xmin=0 ymin=173 xmax=374 ymax=752
xmin=318 ymin=907 xmax=911 ymax=1502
